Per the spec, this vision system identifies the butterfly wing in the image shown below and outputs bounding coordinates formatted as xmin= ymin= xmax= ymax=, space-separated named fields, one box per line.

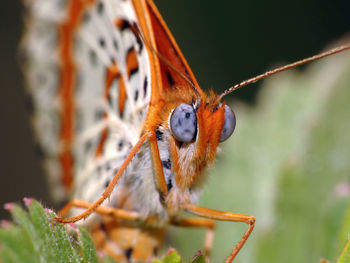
xmin=22 ymin=0 xmax=152 ymax=204
xmin=23 ymin=0 xmax=203 ymax=209
xmin=133 ymin=0 xmax=201 ymax=98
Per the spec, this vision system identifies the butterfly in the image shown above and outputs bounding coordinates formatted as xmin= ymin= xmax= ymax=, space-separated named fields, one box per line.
xmin=21 ymin=0 xmax=350 ymax=262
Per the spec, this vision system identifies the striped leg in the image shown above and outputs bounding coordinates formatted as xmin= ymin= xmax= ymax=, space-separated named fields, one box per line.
xmin=55 ymin=133 xmax=150 ymax=223
xmin=185 ymin=204 xmax=255 ymax=263
xmin=58 ymin=199 xmax=140 ymax=221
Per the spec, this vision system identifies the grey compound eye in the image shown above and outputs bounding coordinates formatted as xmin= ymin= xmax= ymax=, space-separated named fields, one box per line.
xmin=220 ymin=105 xmax=236 ymax=142
xmin=170 ymin=103 xmax=197 ymax=142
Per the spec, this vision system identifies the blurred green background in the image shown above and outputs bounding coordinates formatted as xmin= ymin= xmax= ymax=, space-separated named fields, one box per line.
xmin=0 ymin=0 xmax=350 ymax=262
xmin=169 ymin=50 xmax=350 ymax=262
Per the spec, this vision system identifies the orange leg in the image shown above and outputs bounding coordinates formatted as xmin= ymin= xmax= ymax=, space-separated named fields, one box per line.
xmin=185 ymin=204 xmax=255 ymax=263
xmin=55 ymin=133 xmax=150 ymax=223
xmin=149 ymin=133 xmax=168 ymax=198
xmin=171 ymin=217 xmax=215 ymax=261
xmin=58 ymin=199 xmax=140 ymax=221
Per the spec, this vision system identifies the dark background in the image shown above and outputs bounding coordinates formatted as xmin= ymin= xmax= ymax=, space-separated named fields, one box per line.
xmin=0 ymin=0 xmax=349 ymax=219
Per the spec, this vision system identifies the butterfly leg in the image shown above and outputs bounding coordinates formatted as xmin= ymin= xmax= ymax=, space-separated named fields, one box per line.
xmin=185 ymin=204 xmax=255 ymax=263
xmin=58 ymin=199 xmax=140 ymax=221
xmin=55 ymin=133 xmax=150 ymax=223
xmin=171 ymin=217 xmax=215 ymax=261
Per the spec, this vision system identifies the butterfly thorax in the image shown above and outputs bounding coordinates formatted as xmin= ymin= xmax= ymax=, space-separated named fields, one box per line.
xmin=105 ymin=88 xmax=225 ymax=225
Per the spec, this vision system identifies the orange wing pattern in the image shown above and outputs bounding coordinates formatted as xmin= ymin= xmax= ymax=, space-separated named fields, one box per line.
xmin=22 ymin=0 xmax=153 ymax=204
xmin=133 ymin=0 xmax=202 ymax=98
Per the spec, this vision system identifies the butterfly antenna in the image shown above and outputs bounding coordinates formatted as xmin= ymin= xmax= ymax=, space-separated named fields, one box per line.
xmin=130 ymin=23 xmax=197 ymax=90
xmin=219 ymin=44 xmax=350 ymax=100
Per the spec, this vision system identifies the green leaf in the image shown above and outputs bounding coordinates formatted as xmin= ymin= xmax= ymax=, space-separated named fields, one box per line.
xmin=162 ymin=250 xmax=181 ymax=263
xmin=101 ymin=256 xmax=117 ymax=263
xmin=337 ymin=201 xmax=350 ymax=254
xmin=0 ymin=223 xmax=38 ymax=263
xmin=190 ymin=252 xmax=206 ymax=263
xmin=27 ymin=199 xmax=81 ymax=263
xmin=78 ymin=227 xmax=99 ymax=263
xmin=337 ymin=238 xmax=350 ymax=263
xmin=0 ymin=201 xmax=113 ymax=263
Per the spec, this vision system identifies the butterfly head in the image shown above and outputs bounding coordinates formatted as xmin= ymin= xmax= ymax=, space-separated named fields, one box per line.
xmin=148 ymin=88 xmax=235 ymax=209
xmin=169 ymin=91 xmax=236 ymax=145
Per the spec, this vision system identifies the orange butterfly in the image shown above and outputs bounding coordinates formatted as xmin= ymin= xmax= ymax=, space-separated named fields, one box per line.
xmin=22 ymin=0 xmax=350 ymax=262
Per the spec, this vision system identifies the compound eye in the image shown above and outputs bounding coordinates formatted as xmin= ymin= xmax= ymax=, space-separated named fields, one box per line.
xmin=170 ymin=103 xmax=197 ymax=142
xmin=220 ymin=105 xmax=236 ymax=142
